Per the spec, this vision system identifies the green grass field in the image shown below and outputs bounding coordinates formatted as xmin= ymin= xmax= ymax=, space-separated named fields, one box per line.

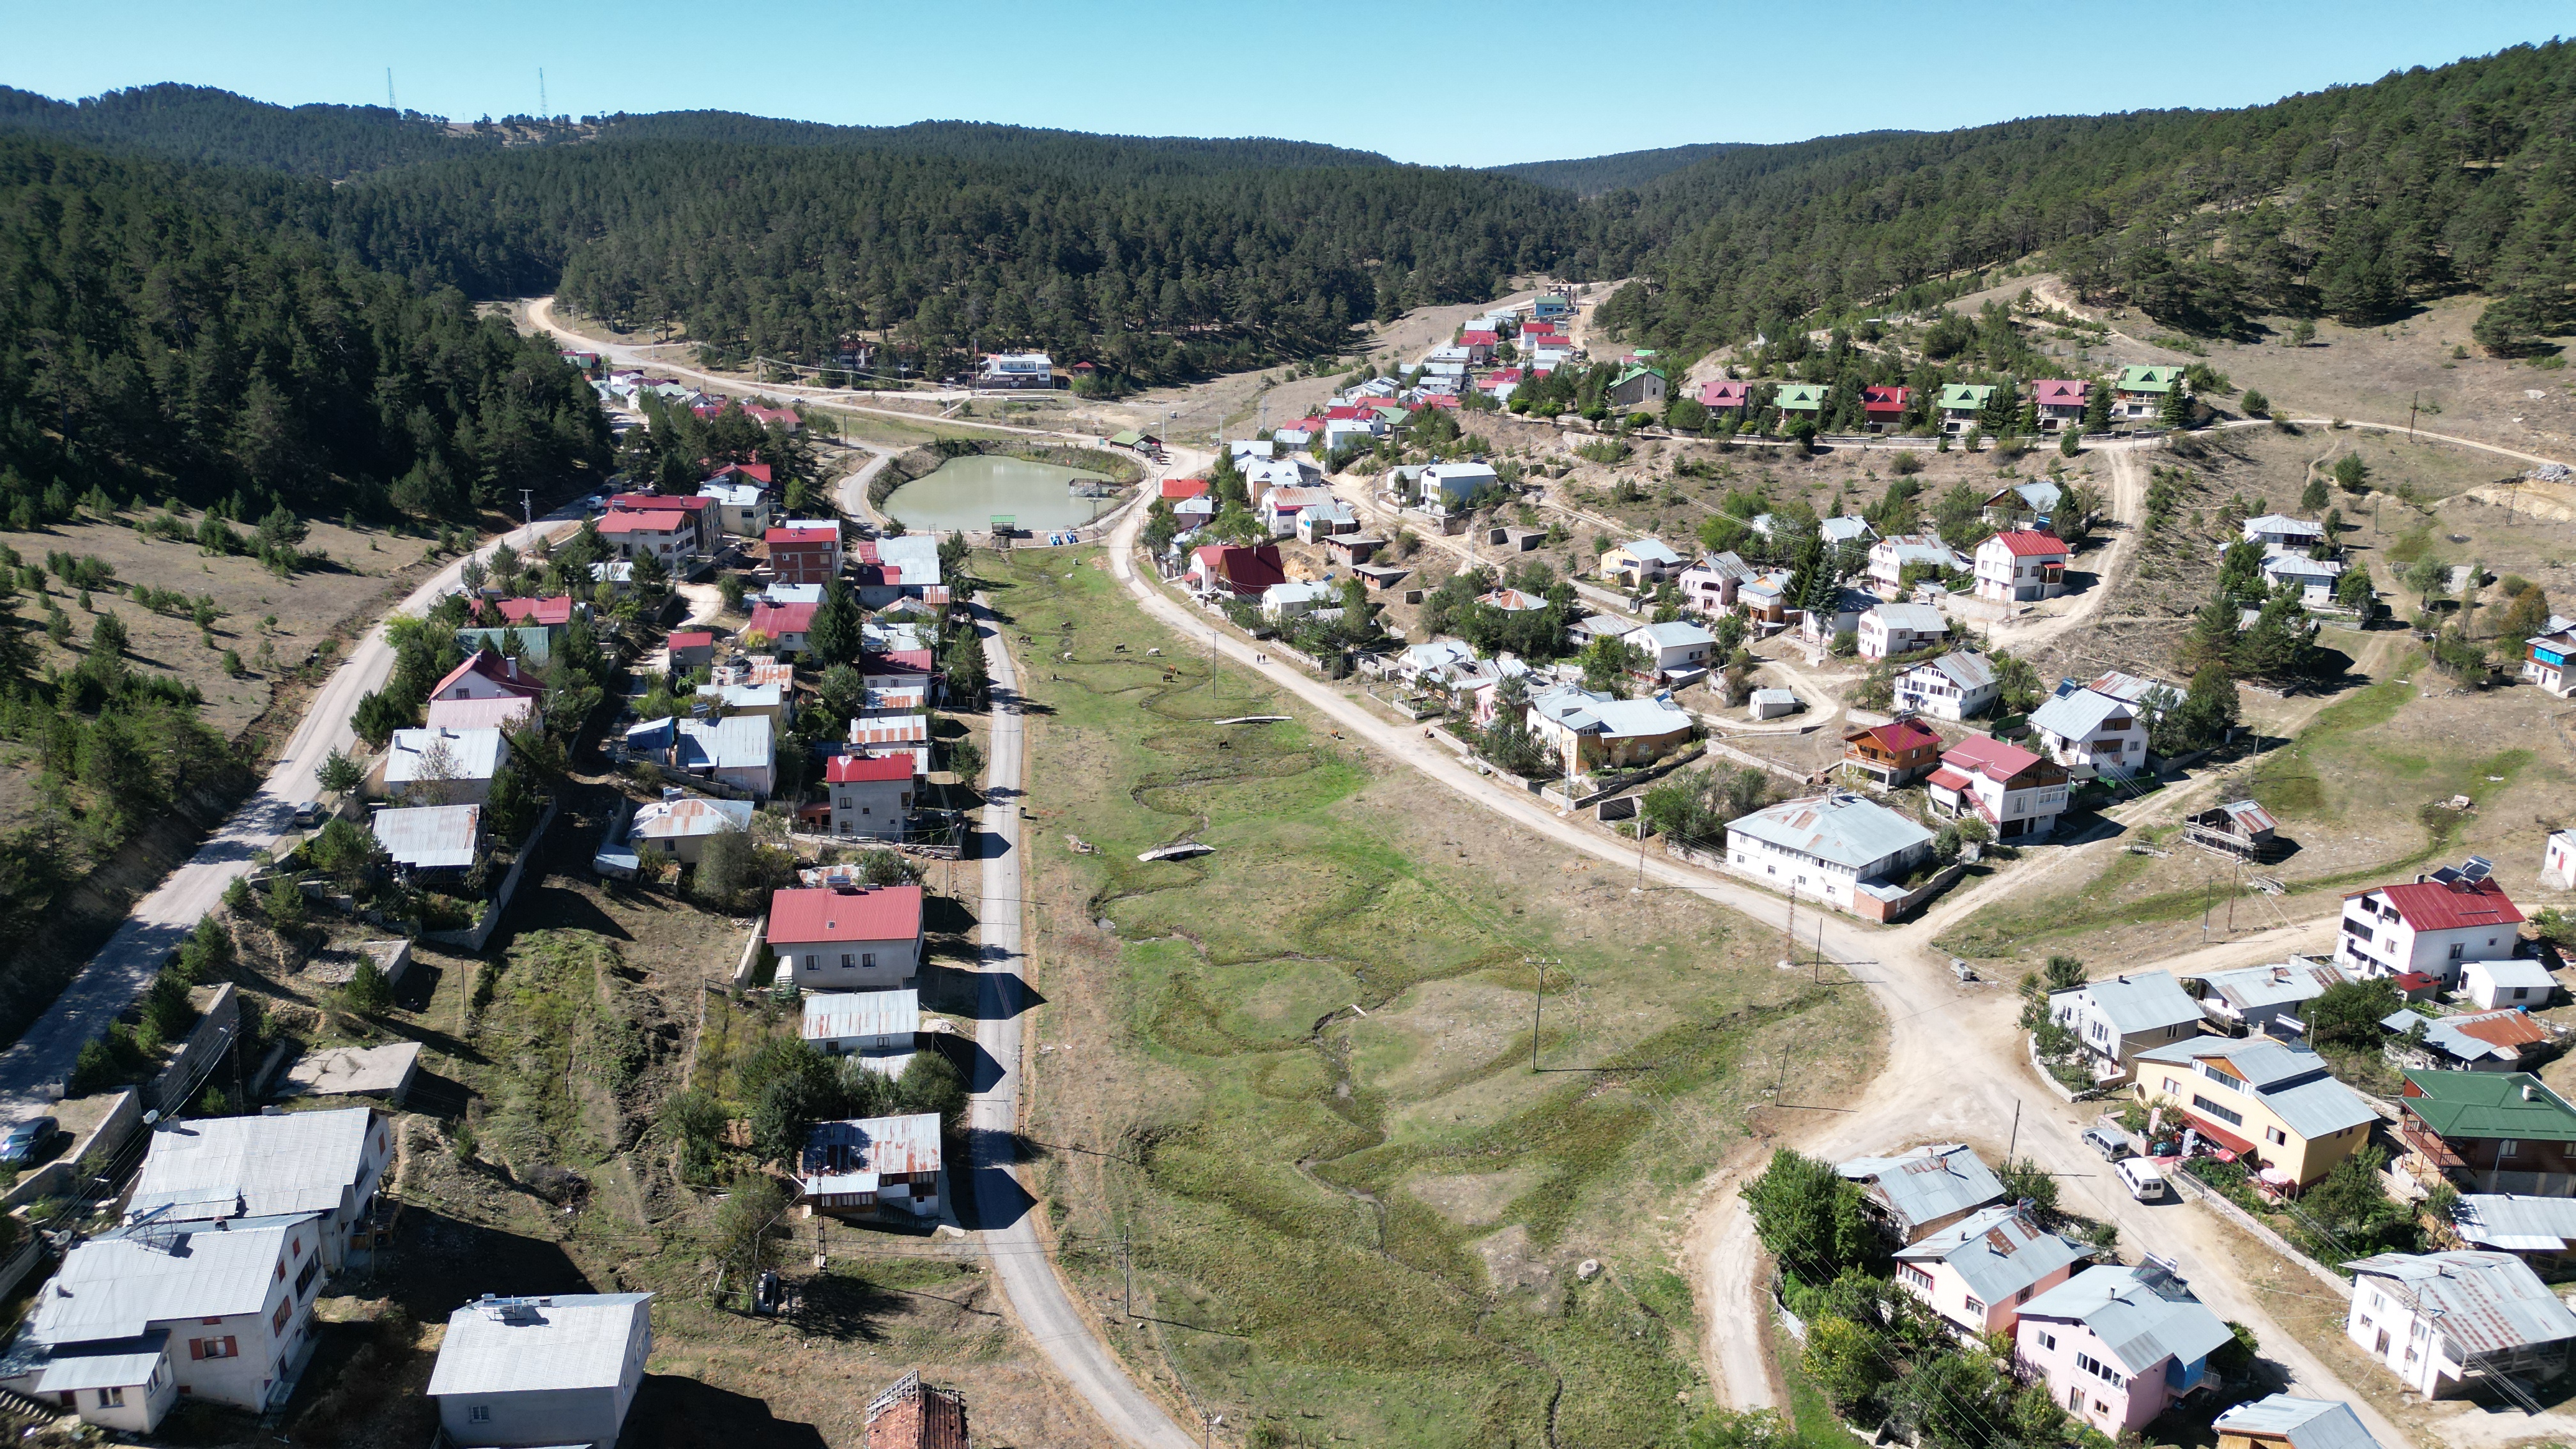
xmin=996 ymin=549 xmax=1881 ymax=1448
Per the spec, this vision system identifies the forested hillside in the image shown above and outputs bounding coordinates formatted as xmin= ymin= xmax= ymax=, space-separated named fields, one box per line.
xmin=0 ymin=83 xmax=494 ymax=177
xmin=0 ymin=136 xmax=610 ymax=529
xmin=1590 ymin=40 xmax=2576 ymax=355
xmin=1491 ymin=140 xmax=1751 ymax=197
xmin=589 ymin=114 xmax=1395 ymax=173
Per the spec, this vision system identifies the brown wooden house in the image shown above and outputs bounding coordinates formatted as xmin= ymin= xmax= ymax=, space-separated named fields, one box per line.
xmin=1843 ymin=718 xmax=1944 ymax=787
xmin=2397 ymin=1070 xmax=2576 ymax=1196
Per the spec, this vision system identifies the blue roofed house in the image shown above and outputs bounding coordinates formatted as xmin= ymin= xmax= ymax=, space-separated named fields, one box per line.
xmin=2214 ymin=1395 xmax=2383 ymax=1449
xmin=2048 ymin=970 xmax=2203 ymax=1084
xmin=2015 ymin=1261 xmax=2234 ymax=1436
xmin=1895 ymin=1203 xmax=2090 ymax=1337
xmin=1837 ymin=1142 xmax=2004 ymax=1242
xmin=1524 ymin=686 xmax=1695 ymax=773
xmin=2029 ymin=686 xmax=2149 ymax=779
xmin=1634 ymin=619 xmax=1717 ymax=678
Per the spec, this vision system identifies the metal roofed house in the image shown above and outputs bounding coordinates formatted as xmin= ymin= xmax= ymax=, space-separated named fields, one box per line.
xmin=1975 ymin=530 xmax=2070 ymax=603
xmin=2243 ymin=514 xmax=2327 ymax=551
xmin=2382 ymin=1006 xmax=2554 ymax=1072
xmin=2012 ymin=1261 xmax=2234 ymax=1436
xmin=671 ymin=713 xmax=776 ymax=797
xmin=426 ymin=694 xmax=540 ymax=732
xmin=384 ymin=726 xmax=510 ymax=805
xmin=1936 ymin=383 xmax=1995 ymax=434
xmin=798 ymin=1112 xmax=945 ymax=1218
xmin=2030 ymin=383 xmax=2090 ymax=434
xmin=2343 ymin=1250 xmax=2576 ymax=1398
xmin=1860 ymin=385 xmax=1910 ymax=433
xmin=1634 ymin=619 xmax=1717 ymax=677
xmin=371 ymin=803 xmax=484 ymax=877
xmin=1924 ymin=735 xmax=2069 ymax=841
xmin=2115 ymin=365 xmax=2184 ymax=420
xmin=2214 ymin=1395 xmax=2383 ymax=1449
xmin=0 ymin=1330 xmax=180 ymax=1433
xmin=428 ymin=1292 xmax=654 ymax=1448
xmin=1721 ymin=792 xmax=1936 ymax=920
xmin=126 ymin=1106 xmax=394 ymax=1271
xmin=628 ymin=793 xmax=753 ymax=864
xmin=12 ymin=1213 xmax=330 ymax=1420
xmin=825 ymin=753 xmax=916 ymax=841
xmin=865 ymin=1369 xmax=971 ymax=1449
xmin=2028 ymin=687 xmax=2147 ymax=780
xmin=2048 ymin=971 xmax=2202 ymax=1083
xmin=1600 ymin=538 xmax=1686 ymax=589
xmin=1749 ymin=687 xmax=1801 ymax=720
xmin=2453 ymin=1194 xmax=2576 ymax=1265
xmin=1772 ymin=381 xmax=1825 ymax=425
xmin=2190 ymin=958 xmax=2348 ymax=1033
xmin=1981 ymin=480 xmax=2066 ymax=524
xmin=1894 ymin=1203 xmax=2090 ymax=1337
xmin=2462 ymin=958 xmax=2559 ymax=1011
xmin=1820 ymin=514 xmax=1877 ymax=548
xmin=768 ymin=885 xmax=926 ymax=992
xmin=2334 ymin=865 xmax=2524 ymax=986
xmin=1523 ymin=686 xmax=1694 ymax=772
xmin=1842 ymin=718 xmax=1943 ymax=787
xmin=802 ymin=989 xmax=919 ymax=1075
xmin=1866 ymin=534 xmax=1965 ymax=598
xmin=1568 ymin=613 xmax=1640 ymax=648
xmin=1894 ymin=652 xmax=2000 ymax=721
xmin=1837 ymin=1143 xmax=2005 ymax=1242
xmin=2131 ymin=1036 xmax=2376 ymax=1187
xmin=2396 ymin=1070 xmax=2576 ymax=1195
xmin=1857 ymin=602 xmax=1951 ymax=661
xmin=2260 ymin=549 xmax=2345 ymax=604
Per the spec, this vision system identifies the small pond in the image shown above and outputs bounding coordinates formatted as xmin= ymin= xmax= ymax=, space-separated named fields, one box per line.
xmin=880 ymin=455 xmax=1121 ymax=532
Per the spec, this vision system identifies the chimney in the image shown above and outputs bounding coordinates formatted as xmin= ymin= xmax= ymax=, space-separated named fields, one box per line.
xmin=2526 ymin=1084 xmax=2541 ymax=1102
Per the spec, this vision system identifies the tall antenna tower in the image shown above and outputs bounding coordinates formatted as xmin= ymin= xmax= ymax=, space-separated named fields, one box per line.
xmin=385 ymin=68 xmax=396 ymax=112
xmin=538 ymin=68 xmax=548 ymax=120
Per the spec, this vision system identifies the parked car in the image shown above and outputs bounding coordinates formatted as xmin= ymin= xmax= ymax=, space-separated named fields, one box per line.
xmin=2082 ymin=1126 xmax=2129 ymax=1162
xmin=2115 ymin=1157 xmax=2168 ymax=1201
xmin=293 ymin=800 xmax=323 ymax=827
xmin=0 ymin=1116 xmax=57 ymax=1166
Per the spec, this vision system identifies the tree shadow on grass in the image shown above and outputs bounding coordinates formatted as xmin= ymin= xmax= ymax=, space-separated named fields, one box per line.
xmin=377 ymin=1208 xmax=594 ymax=1324
xmin=615 ymin=1376 xmax=828 ymax=1449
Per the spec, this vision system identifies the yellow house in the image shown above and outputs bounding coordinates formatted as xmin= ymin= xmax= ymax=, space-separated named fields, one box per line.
xmin=2131 ymin=1037 xmax=2375 ymax=1187
xmin=1599 ymin=537 xmax=1686 ymax=590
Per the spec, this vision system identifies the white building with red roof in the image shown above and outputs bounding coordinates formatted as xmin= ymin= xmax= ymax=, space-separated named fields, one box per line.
xmin=1975 ymin=530 xmax=2069 ymax=602
xmin=2335 ymin=864 xmax=2524 ymax=986
xmin=599 ymin=509 xmax=692 ymax=561
xmin=606 ymin=493 xmax=712 ymax=552
xmin=1160 ymin=477 xmax=1210 ymax=503
xmin=766 ymin=525 xmax=842 ymax=586
xmin=1925 ymin=735 xmax=2071 ymax=841
xmin=489 ymin=595 xmax=580 ymax=628
xmin=747 ymin=601 xmax=818 ymax=656
xmin=826 ymin=755 xmax=916 ymax=842
xmin=431 ymin=648 xmax=546 ymax=705
xmin=767 ymin=885 xmax=925 ymax=991
xmin=1186 ymin=544 xmax=1286 ymax=599
xmin=2031 ymin=379 xmax=2089 ymax=432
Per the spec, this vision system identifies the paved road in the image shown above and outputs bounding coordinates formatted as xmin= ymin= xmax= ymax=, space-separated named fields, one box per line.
xmin=963 ymin=594 xmax=1199 ymax=1449
xmin=0 ymin=518 xmax=579 ymax=1118
xmin=1098 ymin=496 xmax=2411 ymax=1448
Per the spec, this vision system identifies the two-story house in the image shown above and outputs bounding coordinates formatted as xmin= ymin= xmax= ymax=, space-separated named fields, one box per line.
xmin=1924 ymin=735 xmax=2069 ymax=841
xmin=1892 ymin=652 xmax=2000 ymax=721
xmin=1937 ymin=384 xmax=1994 ymax=435
xmin=2131 ymin=1037 xmax=2377 ymax=1187
xmin=1697 ymin=379 xmax=1752 ymax=420
xmin=2028 ymin=686 xmax=2147 ymax=780
xmin=2334 ymin=864 xmax=2523 ymax=986
xmin=1842 ymin=719 xmax=1943 ymax=787
xmin=1774 ymin=382 xmax=1826 ymax=429
xmin=1601 ymin=539 xmax=1686 ymax=590
xmin=1860 ymin=385 xmax=1910 ymax=433
xmin=1676 ymin=553 xmax=1753 ymax=616
xmin=125 ymin=1107 xmax=394 ymax=1273
xmin=2242 ymin=514 xmax=2326 ymax=553
xmin=2114 ymin=365 xmax=2183 ymax=421
xmin=2396 ymin=1070 xmax=2576 ymax=1195
xmin=801 ymin=989 xmax=919 ymax=1075
xmin=2031 ymin=381 xmax=2089 ymax=433
xmin=1867 ymin=535 xmax=1964 ymax=598
xmin=2345 ymin=1250 xmax=2576 ymax=1399
xmin=2523 ymin=622 xmax=2576 ymax=698
xmin=1837 ymin=1143 xmax=2004 ymax=1243
xmin=1857 ymin=604 xmax=1951 ymax=661
xmin=1975 ymin=530 xmax=2069 ymax=603
xmin=1981 ymin=481 xmax=2064 ymax=528
xmin=1634 ymin=619 xmax=1716 ymax=677
xmin=767 ymin=884 xmax=924 ymax=992
xmin=825 ymin=754 xmax=914 ymax=841
xmin=2014 ymin=1262 xmax=2233 ymax=1436
xmin=2048 ymin=971 xmax=2203 ymax=1083
xmin=1721 ymin=792 xmax=1936 ymax=919
xmin=429 ymin=1293 xmax=654 ymax=1449
xmin=1894 ymin=1203 xmax=2089 ymax=1337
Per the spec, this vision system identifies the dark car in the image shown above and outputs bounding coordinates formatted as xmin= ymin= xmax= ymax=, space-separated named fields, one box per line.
xmin=0 ymin=1116 xmax=57 ymax=1166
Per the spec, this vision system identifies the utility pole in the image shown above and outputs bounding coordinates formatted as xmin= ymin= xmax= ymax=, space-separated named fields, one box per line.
xmin=2409 ymin=390 xmax=2421 ymax=441
xmin=385 ymin=68 xmax=396 ymax=112
xmin=1123 ymin=1232 xmax=1133 ymax=1317
xmin=519 ymin=489 xmax=535 ymax=548
xmin=2007 ymin=1099 xmax=2021 ymax=1162
xmin=538 ymin=67 xmax=548 ymax=120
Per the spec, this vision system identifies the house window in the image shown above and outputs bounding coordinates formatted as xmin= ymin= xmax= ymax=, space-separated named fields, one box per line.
xmin=2037 ymin=1330 xmax=2057 ymax=1351
xmin=2189 ymin=1094 xmax=2245 ymax=1128
xmin=2499 ymin=1139 xmax=2522 ymax=1160
xmin=98 ymin=1388 xmax=124 ymax=1409
xmin=295 ymin=1257 xmax=321 ymax=1300
xmin=2265 ymin=1127 xmax=2287 ymax=1147
xmin=191 ymin=1337 xmax=238 ymax=1361
xmin=2450 ymin=943 xmax=2465 ymax=960
xmin=839 ymin=953 xmax=855 ymax=970
xmin=469 ymin=1406 xmax=492 ymax=1424
xmin=1901 ymin=1265 xmax=1933 ymax=1290
xmin=1963 ymin=1295 xmax=1986 ymax=1316
xmin=2018 ymin=1286 xmax=2034 ymax=1305
xmin=272 ymin=1300 xmax=293 ymax=1335
xmin=862 ymin=952 xmax=878 ymax=969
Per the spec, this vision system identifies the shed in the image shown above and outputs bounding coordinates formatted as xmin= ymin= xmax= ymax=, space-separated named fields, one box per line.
xmin=1749 ymin=688 xmax=1800 ymax=721
xmin=2184 ymin=799 xmax=2278 ymax=858
xmin=429 ymin=1293 xmax=654 ymax=1448
xmin=2462 ymin=958 xmax=2558 ymax=1011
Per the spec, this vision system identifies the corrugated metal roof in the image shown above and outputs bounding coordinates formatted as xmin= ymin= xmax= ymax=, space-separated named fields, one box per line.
xmin=2057 ymin=971 xmax=2201 ymax=1037
xmin=427 ymin=1293 xmax=652 ymax=1397
xmin=1871 ymin=606 xmax=1952 ymax=639
xmin=128 ymin=1108 xmax=377 ymax=1223
xmin=799 ymin=1114 xmax=942 ymax=1195
xmin=23 ymin=1331 xmax=169 ymax=1393
xmin=1894 ymin=1203 xmax=2088 ymax=1306
xmin=2400 ymin=1071 xmax=2576 ymax=1142
xmin=371 ymin=804 xmax=482 ymax=870
xmin=36 ymin=1215 xmax=317 ymax=1343
xmin=1913 ymin=652 xmax=1997 ymax=692
xmin=2212 ymin=1395 xmax=2382 ymax=1449
xmin=385 ymin=726 xmax=506 ymax=785
xmin=2029 ymin=687 xmax=2133 ymax=742
xmin=2342 ymin=1250 xmax=2576 ymax=1355
xmin=2196 ymin=960 xmax=2345 ymax=1013
xmin=802 ymin=990 xmax=919 ymax=1043
xmin=2455 ymin=1194 xmax=2576 ymax=1254
xmin=1838 ymin=1144 xmax=2002 ymax=1232
xmin=2019 ymin=1263 xmax=2233 ymax=1376
xmin=632 ymin=795 xmax=753 ymax=843
xmin=1729 ymin=792 xmax=1935 ymax=873
xmin=675 ymin=714 xmax=773 ymax=772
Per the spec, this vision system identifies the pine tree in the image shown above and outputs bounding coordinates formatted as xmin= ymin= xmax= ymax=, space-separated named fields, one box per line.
xmin=804 ymin=578 xmax=860 ymax=666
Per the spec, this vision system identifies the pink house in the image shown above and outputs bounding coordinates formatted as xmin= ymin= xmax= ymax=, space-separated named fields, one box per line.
xmin=2014 ymin=1263 xmax=2233 ymax=1434
xmin=1895 ymin=1204 xmax=2089 ymax=1337
xmin=1697 ymin=379 xmax=1752 ymax=418
xmin=2033 ymin=379 xmax=2090 ymax=432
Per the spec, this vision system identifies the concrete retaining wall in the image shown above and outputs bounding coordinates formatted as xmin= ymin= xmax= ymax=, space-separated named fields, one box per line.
xmin=426 ymin=799 xmax=559 ymax=952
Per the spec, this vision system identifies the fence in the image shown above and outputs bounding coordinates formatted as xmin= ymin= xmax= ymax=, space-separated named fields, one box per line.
xmin=425 ymin=799 xmax=560 ymax=951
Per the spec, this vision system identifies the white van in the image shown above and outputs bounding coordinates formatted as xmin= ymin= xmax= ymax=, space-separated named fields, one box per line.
xmin=2116 ymin=1157 xmax=2168 ymax=1202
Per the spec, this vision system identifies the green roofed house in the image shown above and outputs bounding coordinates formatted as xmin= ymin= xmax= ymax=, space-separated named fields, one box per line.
xmin=2115 ymin=365 xmax=2184 ymax=420
xmin=2397 ymin=1070 xmax=2576 ymax=1196
xmin=1775 ymin=383 xmax=1827 ymax=426
xmin=1936 ymin=384 xmax=1995 ymax=436
xmin=1607 ymin=365 xmax=1668 ymax=411
xmin=1107 ymin=429 xmax=1144 ymax=448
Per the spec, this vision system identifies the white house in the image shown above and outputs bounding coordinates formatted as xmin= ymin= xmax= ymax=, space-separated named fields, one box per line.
xmin=825 ymin=754 xmax=915 ymax=841
xmin=2047 ymin=970 xmax=2203 ymax=1081
xmin=1924 ymin=736 xmax=2070 ymax=841
xmin=2243 ymin=515 xmax=2326 ymax=551
xmin=1721 ymin=792 xmax=1936 ymax=919
xmin=1258 ymin=486 xmax=1337 ymax=537
xmin=2524 ymin=624 xmax=2576 ymax=698
xmin=2334 ymin=865 xmax=2524 ymax=986
xmin=1893 ymin=652 xmax=2000 ymax=721
xmin=1601 ymin=539 xmax=1687 ymax=589
xmin=2027 ymin=687 xmax=2147 ymax=779
xmin=767 ymin=885 xmax=924 ymax=991
xmin=1524 ymin=686 xmax=1695 ymax=772
xmin=429 ymin=1293 xmax=654 ymax=1449
xmin=1867 ymin=535 xmax=1964 ymax=598
xmin=2345 ymin=1251 xmax=2576 ymax=1398
xmin=1634 ymin=619 xmax=1717 ymax=677
xmin=1975 ymin=530 xmax=2069 ymax=603
xmin=2260 ymin=551 xmax=2345 ymax=604
xmin=2193 ymin=959 xmax=2349 ymax=1034
xmin=2547 ymin=829 xmax=2576 ymax=890
xmin=696 ymin=481 xmax=776 ymax=537
xmin=801 ymin=989 xmax=919 ymax=1075
xmin=2462 ymin=958 xmax=2557 ymax=1011
xmin=1261 ymin=580 xmax=1333 ymax=621
xmin=1820 ymin=515 xmax=1877 ymax=550
xmin=1677 ymin=553 xmax=1754 ymax=616
xmin=1856 ymin=604 xmax=1950 ymax=661
xmin=126 ymin=1107 xmax=394 ymax=1273
xmin=385 ymin=726 xmax=510 ymax=805
xmin=1414 ymin=462 xmax=1499 ymax=515
xmin=1894 ymin=1203 xmax=2088 ymax=1338
xmin=672 ymin=713 xmax=776 ymax=797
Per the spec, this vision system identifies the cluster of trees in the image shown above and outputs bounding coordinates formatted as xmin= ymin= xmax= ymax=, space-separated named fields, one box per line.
xmin=618 ymin=395 xmax=822 ymax=511
xmin=0 ymin=136 xmax=610 ymax=530
xmin=1420 ymin=562 xmax=1575 ymax=660
xmin=663 ymin=1032 xmax=967 ymax=1186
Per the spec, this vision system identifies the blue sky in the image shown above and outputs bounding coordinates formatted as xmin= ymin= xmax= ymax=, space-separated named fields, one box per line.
xmin=2 ymin=1 xmax=2565 ymax=168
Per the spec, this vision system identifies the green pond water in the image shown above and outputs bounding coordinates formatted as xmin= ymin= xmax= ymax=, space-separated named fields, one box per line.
xmin=881 ymin=455 xmax=1120 ymax=532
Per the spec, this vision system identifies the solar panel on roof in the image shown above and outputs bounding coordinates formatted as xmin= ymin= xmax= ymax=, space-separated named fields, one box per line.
xmin=2465 ymin=856 xmax=2495 ymax=882
xmin=2433 ymin=867 xmax=2463 ymax=885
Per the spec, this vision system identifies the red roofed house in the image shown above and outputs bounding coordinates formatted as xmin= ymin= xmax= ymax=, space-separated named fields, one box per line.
xmin=767 ymin=525 xmax=843 ymax=586
xmin=1925 ymin=735 xmax=2070 ymax=840
xmin=606 ymin=493 xmax=712 ymax=553
xmin=431 ymin=648 xmax=545 ymax=704
xmin=1860 ymin=385 xmax=1910 ymax=433
xmin=711 ymin=461 xmax=775 ymax=486
xmin=826 ymin=753 xmax=916 ymax=842
xmin=1974 ymin=530 xmax=2069 ymax=603
xmin=490 ymin=595 xmax=578 ymax=628
xmin=2334 ymin=868 xmax=2526 ymax=986
xmin=1160 ymin=478 xmax=1211 ymax=502
xmin=767 ymin=884 xmax=924 ymax=991
xmin=600 ymin=510 xmax=693 ymax=562
xmin=1698 ymin=379 xmax=1752 ymax=418
xmin=1842 ymin=718 xmax=1945 ymax=787
xmin=2032 ymin=380 xmax=2089 ymax=432
xmin=1457 ymin=328 xmax=1499 ymax=363
xmin=1420 ymin=394 xmax=1460 ymax=410
xmin=740 ymin=404 xmax=801 ymax=430
xmin=749 ymin=601 xmax=819 ymax=656
xmin=1480 ymin=367 xmax=1525 ymax=393
xmin=668 ymin=631 xmax=716 ymax=670
xmin=1187 ymin=544 xmax=1287 ymax=600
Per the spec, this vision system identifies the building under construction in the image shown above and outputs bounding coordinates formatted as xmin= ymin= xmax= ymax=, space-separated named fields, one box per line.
xmin=866 ymin=1370 xmax=969 ymax=1448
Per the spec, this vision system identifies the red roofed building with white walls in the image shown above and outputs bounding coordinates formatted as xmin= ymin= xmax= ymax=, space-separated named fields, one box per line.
xmin=767 ymin=885 xmax=924 ymax=991
xmin=1974 ymin=530 xmax=2069 ymax=602
xmin=2334 ymin=864 xmax=2524 ymax=986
